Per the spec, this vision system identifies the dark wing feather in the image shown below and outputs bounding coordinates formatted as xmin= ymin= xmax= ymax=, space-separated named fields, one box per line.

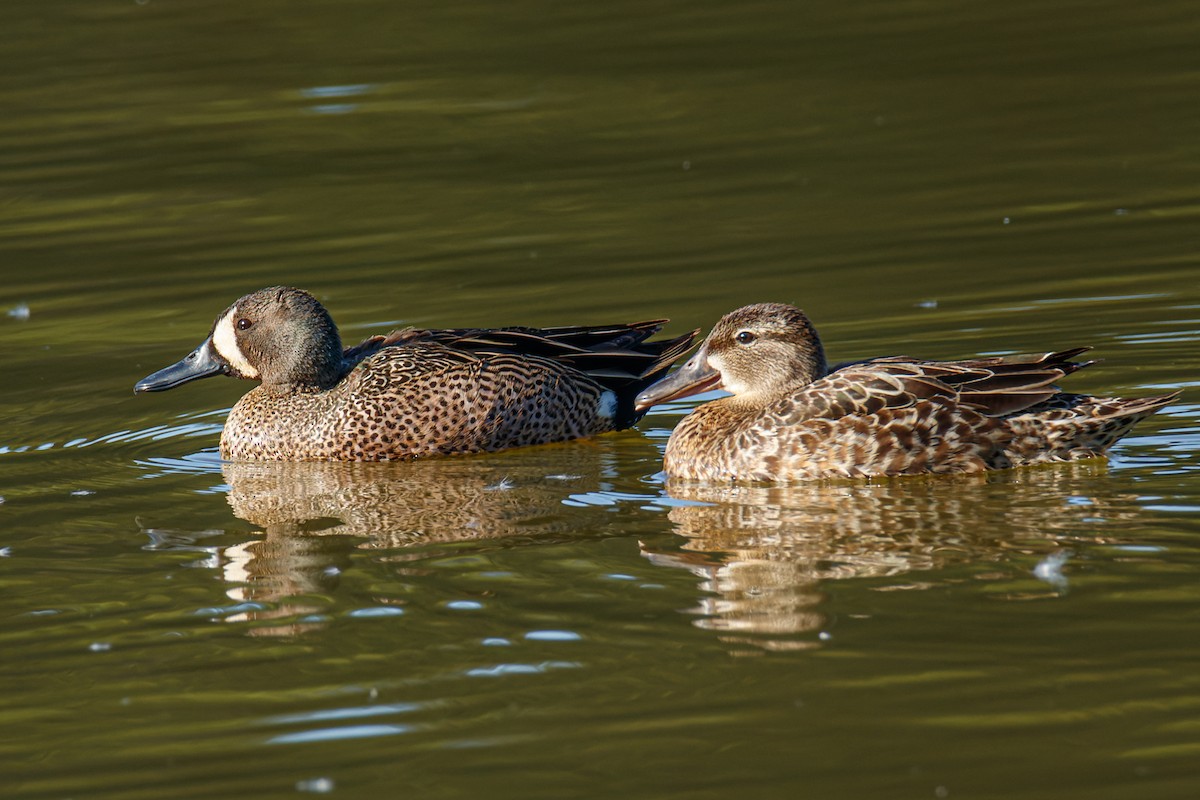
xmin=781 ymin=348 xmax=1094 ymax=424
xmin=918 ymin=348 xmax=1093 ymax=417
xmin=342 ymin=320 xmax=697 ymax=422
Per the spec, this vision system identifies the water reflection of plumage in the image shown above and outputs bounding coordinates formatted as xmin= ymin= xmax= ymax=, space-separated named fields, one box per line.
xmin=223 ymin=448 xmax=610 ymax=544
xmin=649 ymin=462 xmax=1137 ymax=645
xmin=217 ymin=445 xmax=627 ymax=633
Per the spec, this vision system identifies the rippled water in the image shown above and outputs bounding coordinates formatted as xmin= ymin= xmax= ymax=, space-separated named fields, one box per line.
xmin=3 ymin=1 xmax=1199 ymax=798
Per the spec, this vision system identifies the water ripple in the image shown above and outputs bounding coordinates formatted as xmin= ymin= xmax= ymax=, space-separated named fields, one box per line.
xmin=267 ymin=723 xmax=413 ymax=745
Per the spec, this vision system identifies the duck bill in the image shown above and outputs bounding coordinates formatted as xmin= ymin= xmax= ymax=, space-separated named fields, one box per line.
xmin=134 ymin=338 xmax=228 ymax=393
xmin=635 ymin=346 xmax=722 ymax=411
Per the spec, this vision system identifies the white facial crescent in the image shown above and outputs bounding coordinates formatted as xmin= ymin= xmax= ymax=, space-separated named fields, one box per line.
xmin=211 ymin=306 xmax=260 ymax=379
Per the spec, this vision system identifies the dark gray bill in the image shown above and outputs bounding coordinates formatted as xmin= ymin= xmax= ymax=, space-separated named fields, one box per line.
xmin=134 ymin=338 xmax=227 ymax=393
xmin=634 ymin=345 xmax=721 ymax=411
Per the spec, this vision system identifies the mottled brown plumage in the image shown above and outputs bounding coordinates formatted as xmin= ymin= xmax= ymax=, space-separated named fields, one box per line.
xmin=635 ymin=302 xmax=1179 ymax=482
xmin=135 ymin=287 xmax=696 ymax=461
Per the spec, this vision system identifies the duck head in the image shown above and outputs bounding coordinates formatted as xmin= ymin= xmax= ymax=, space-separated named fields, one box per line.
xmin=634 ymin=303 xmax=828 ymax=410
xmin=135 ymin=286 xmax=344 ymax=394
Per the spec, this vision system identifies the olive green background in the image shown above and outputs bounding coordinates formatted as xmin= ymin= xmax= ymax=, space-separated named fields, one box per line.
xmin=2 ymin=1 xmax=1198 ymax=798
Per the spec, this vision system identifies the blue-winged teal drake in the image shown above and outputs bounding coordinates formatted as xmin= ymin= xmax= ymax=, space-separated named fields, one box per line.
xmin=635 ymin=303 xmax=1179 ymax=482
xmin=135 ymin=287 xmax=696 ymax=461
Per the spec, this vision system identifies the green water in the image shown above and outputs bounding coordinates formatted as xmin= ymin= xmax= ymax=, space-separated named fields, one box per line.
xmin=3 ymin=1 xmax=1199 ymax=797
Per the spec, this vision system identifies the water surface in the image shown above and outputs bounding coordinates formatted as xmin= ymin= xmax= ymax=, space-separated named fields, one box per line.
xmin=3 ymin=1 xmax=1199 ymax=798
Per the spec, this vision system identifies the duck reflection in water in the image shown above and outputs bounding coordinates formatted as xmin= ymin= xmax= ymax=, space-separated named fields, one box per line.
xmin=205 ymin=443 xmax=632 ymax=635
xmin=646 ymin=462 xmax=1143 ymax=651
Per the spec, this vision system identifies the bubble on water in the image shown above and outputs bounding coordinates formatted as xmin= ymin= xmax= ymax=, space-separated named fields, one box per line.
xmin=1033 ymin=550 xmax=1071 ymax=591
xmin=7 ymin=303 xmax=30 ymax=321
xmin=89 ymin=642 xmax=112 ymax=653
xmin=296 ymin=777 xmax=335 ymax=793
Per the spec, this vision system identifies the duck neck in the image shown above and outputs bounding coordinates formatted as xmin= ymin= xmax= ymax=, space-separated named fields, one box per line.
xmin=261 ymin=329 xmax=345 ymax=393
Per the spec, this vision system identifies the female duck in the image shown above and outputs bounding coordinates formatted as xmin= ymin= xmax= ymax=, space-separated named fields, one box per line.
xmin=635 ymin=303 xmax=1178 ymax=482
xmin=136 ymin=287 xmax=695 ymax=461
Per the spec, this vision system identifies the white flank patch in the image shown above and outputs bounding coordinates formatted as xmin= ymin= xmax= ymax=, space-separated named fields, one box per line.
xmin=597 ymin=390 xmax=618 ymax=420
xmin=211 ymin=306 xmax=259 ymax=379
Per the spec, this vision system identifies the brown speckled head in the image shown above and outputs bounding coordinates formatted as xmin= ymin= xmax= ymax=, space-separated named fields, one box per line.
xmin=702 ymin=303 xmax=828 ymax=399
xmin=209 ymin=287 xmax=344 ymax=391
xmin=636 ymin=303 xmax=827 ymax=410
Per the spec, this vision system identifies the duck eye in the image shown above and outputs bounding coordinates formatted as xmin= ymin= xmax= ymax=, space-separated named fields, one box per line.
xmin=735 ymin=330 xmax=757 ymax=345
xmin=236 ymin=318 xmax=253 ymax=331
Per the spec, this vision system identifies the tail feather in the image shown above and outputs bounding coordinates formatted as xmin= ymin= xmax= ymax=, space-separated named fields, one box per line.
xmin=1090 ymin=390 xmax=1180 ymax=419
xmin=610 ymin=328 xmax=699 ymax=426
xmin=1001 ymin=390 xmax=1179 ymax=465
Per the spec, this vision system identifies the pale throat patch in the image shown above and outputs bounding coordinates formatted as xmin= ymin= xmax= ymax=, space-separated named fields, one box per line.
xmin=211 ymin=306 xmax=259 ymax=379
xmin=705 ymin=353 xmax=740 ymax=394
